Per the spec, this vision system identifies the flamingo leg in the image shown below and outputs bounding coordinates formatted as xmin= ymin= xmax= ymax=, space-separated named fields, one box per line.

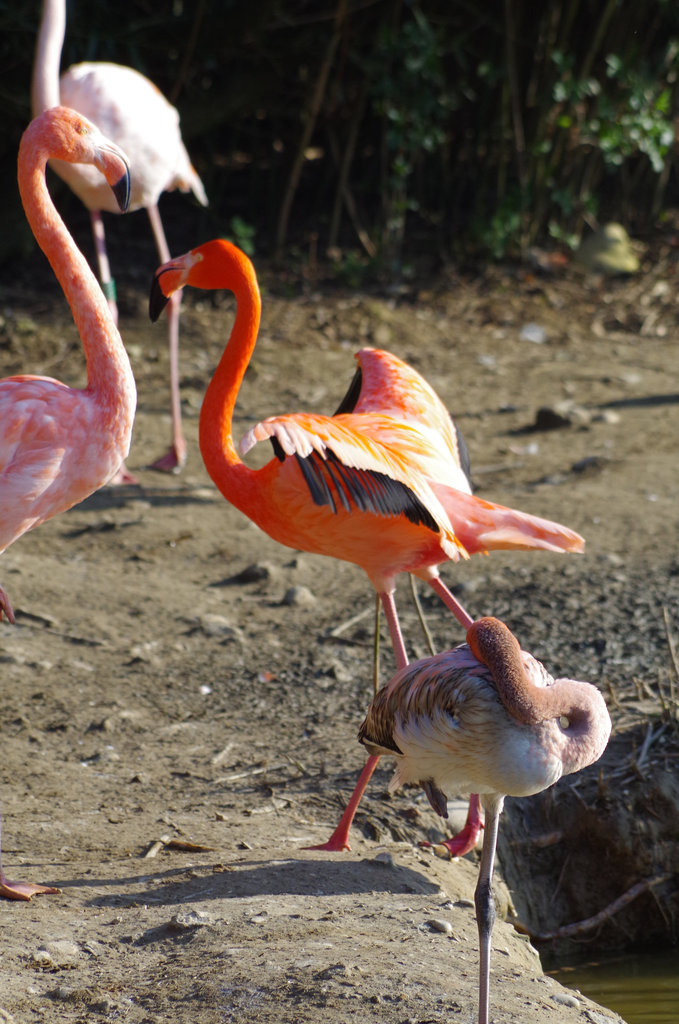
xmin=426 ymin=574 xmax=475 ymax=631
xmin=90 ymin=210 xmax=117 ymax=321
xmin=146 ymin=204 xmax=186 ymax=473
xmin=0 ymin=586 xmax=16 ymax=625
xmin=306 ymin=589 xmax=408 ymax=852
xmin=420 ymin=791 xmax=484 ymax=857
xmin=89 ymin=211 xmax=139 ymax=486
xmin=474 ymin=795 xmax=503 ymax=1024
xmin=0 ymin=816 xmax=59 ymax=901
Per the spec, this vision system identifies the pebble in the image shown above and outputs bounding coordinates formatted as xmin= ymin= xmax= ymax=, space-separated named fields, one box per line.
xmin=426 ymin=918 xmax=454 ymax=935
xmin=520 ymin=322 xmax=547 ymax=344
xmin=196 ymin=614 xmax=243 ymax=641
xmin=551 ymin=991 xmax=580 ymax=1008
xmin=281 ymin=585 xmax=316 ymax=607
xmin=170 ymin=909 xmax=214 ymax=931
xmin=372 ymin=851 xmax=394 ymax=867
xmin=32 ymin=939 xmax=81 ymax=969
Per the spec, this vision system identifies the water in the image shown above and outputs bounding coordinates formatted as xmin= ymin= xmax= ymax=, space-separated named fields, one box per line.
xmin=551 ymin=949 xmax=679 ymax=1024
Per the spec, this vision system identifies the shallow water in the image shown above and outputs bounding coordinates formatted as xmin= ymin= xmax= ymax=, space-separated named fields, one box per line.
xmin=551 ymin=949 xmax=679 ymax=1024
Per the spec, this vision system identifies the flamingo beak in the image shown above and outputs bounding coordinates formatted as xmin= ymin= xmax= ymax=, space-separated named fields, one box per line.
xmin=110 ymin=169 xmax=131 ymax=214
xmin=149 ymin=270 xmax=172 ymax=322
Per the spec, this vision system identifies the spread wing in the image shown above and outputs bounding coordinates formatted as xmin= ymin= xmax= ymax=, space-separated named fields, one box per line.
xmin=240 ymin=411 xmax=467 ymax=559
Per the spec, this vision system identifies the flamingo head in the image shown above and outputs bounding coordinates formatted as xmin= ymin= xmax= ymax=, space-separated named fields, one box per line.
xmin=36 ymin=107 xmax=131 ymax=213
xmin=149 ymin=239 xmax=256 ymax=322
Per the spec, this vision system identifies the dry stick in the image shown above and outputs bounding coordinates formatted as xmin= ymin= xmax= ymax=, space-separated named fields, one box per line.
xmin=503 ymin=0 xmax=528 ymax=253
xmin=408 ymin=575 xmax=436 ymax=657
xmin=512 ymin=875 xmax=672 ymax=942
xmin=327 ymin=90 xmax=376 ymax=257
xmin=663 ymin=605 xmax=679 ymax=695
xmin=275 ymin=0 xmax=348 ymax=258
xmin=168 ymin=0 xmax=207 ymax=105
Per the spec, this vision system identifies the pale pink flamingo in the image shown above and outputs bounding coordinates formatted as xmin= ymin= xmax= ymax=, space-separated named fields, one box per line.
xmin=149 ymin=238 xmax=585 ymax=852
xmin=32 ymin=0 xmax=207 ymax=475
xmin=0 ymin=106 xmax=136 ymax=899
xmin=359 ymin=616 xmax=611 ymax=1024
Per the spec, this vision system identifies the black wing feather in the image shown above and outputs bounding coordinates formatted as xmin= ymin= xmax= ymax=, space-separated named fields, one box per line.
xmin=295 ymin=448 xmax=439 ymax=532
xmin=333 ymin=367 xmax=363 ymax=415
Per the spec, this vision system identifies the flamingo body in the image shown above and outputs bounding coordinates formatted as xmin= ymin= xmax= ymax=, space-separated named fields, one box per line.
xmin=360 ymin=617 xmax=611 ymax=1024
xmin=360 ymin=631 xmax=610 ymax=804
xmin=32 ymin=0 xmax=207 ymax=473
xmin=0 ymin=106 xmax=136 ymax=899
xmin=55 ymin=62 xmax=207 ymax=215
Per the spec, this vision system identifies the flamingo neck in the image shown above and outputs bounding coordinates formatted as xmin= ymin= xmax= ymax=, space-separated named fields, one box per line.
xmin=198 ymin=263 xmax=262 ymax=499
xmin=18 ymin=131 xmax=135 ymax=420
xmin=32 ymin=0 xmax=65 ymax=114
xmin=467 ymin=617 xmax=611 ymax=772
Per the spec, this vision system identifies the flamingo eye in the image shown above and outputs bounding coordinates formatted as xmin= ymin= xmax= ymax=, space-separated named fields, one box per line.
xmin=559 ymin=715 xmax=570 ymax=729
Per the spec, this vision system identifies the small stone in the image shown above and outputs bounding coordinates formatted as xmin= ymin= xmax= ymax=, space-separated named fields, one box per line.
xmin=426 ymin=918 xmax=454 ymax=935
xmin=281 ymin=585 xmax=316 ymax=608
xmin=372 ymin=851 xmax=394 ymax=867
xmin=551 ymin=991 xmax=580 ymax=1008
xmin=519 ymin=322 xmax=547 ymax=344
xmin=196 ymin=614 xmax=243 ymax=641
xmin=170 ymin=909 xmax=213 ymax=931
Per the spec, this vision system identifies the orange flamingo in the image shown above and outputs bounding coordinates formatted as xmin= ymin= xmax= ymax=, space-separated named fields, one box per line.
xmin=0 ymin=106 xmax=136 ymax=899
xmin=149 ymin=238 xmax=584 ymax=852
xmin=360 ymin=617 xmax=611 ymax=1024
xmin=32 ymin=0 xmax=207 ymax=475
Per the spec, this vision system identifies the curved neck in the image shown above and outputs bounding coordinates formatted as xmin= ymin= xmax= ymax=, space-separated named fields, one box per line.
xmin=18 ymin=127 xmax=134 ymax=409
xmin=198 ymin=262 xmax=262 ymax=499
xmin=467 ymin=616 xmax=598 ymax=723
xmin=32 ymin=0 xmax=65 ymax=114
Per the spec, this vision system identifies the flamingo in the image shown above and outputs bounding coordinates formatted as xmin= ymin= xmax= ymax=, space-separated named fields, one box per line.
xmin=32 ymin=0 xmax=207 ymax=475
xmin=0 ymin=106 xmax=136 ymax=899
xmin=149 ymin=238 xmax=585 ymax=852
xmin=359 ymin=616 xmax=611 ymax=1024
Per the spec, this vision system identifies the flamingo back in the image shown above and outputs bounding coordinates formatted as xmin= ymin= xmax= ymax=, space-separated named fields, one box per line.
xmin=55 ymin=62 xmax=207 ymax=214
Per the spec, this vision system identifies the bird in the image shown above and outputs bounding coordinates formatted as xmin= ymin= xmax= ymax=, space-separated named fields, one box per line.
xmin=149 ymin=237 xmax=585 ymax=852
xmin=359 ymin=616 xmax=611 ymax=1024
xmin=31 ymin=0 xmax=207 ymax=476
xmin=0 ymin=106 xmax=136 ymax=898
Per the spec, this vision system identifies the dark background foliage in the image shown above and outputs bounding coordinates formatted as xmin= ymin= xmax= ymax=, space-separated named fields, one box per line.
xmin=2 ymin=0 xmax=679 ymax=281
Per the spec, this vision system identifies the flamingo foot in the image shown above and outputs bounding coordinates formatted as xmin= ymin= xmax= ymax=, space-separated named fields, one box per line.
xmin=303 ymin=755 xmax=381 ymax=853
xmin=148 ymin=442 xmax=187 ymax=474
xmin=305 ymin=827 xmax=352 ymax=853
xmin=0 ymin=871 xmax=60 ymax=902
xmin=0 ymin=586 xmax=16 ymax=625
xmin=107 ymin=461 xmax=139 ymax=486
xmin=420 ymin=793 xmax=484 ymax=858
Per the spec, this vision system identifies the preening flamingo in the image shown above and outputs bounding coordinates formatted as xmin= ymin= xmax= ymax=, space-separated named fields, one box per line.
xmin=0 ymin=106 xmax=136 ymax=899
xmin=32 ymin=0 xmax=207 ymax=474
xmin=359 ymin=616 xmax=611 ymax=1024
xmin=149 ymin=238 xmax=585 ymax=852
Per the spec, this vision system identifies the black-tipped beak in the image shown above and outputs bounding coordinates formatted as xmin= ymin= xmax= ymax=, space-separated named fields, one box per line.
xmin=149 ymin=273 xmax=171 ymax=322
xmin=111 ymin=167 xmax=131 ymax=214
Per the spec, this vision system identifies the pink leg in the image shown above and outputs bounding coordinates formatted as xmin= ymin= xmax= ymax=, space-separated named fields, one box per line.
xmin=0 ymin=585 xmax=16 ymax=625
xmin=426 ymin=574 xmax=474 ymax=631
xmin=421 ymin=578 xmax=480 ymax=854
xmin=90 ymin=212 xmax=139 ymax=486
xmin=90 ymin=210 xmax=118 ymax=323
xmin=146 ymin=205 xmax=186 ymax=473
xmin=420 ymin=791 xmax=484 ymax=857
xmin=306 ymin=589 xmax=407 ymax=852
xmin=0 ymin=815 xmax=59 ymax=901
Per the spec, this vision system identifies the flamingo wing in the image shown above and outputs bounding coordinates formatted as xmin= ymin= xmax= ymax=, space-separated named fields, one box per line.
xmin=240 ymin=411 xmax=466 ymax=557
xmin=0 ymin=377 xmax=122 ymax=551
xmin=334 ymin=348 xmax=471 ymax=489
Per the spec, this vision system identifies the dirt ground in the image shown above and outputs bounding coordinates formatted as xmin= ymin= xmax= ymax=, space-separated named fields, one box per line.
xmin=1 ymin=224 xmax=678 ymax=1024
